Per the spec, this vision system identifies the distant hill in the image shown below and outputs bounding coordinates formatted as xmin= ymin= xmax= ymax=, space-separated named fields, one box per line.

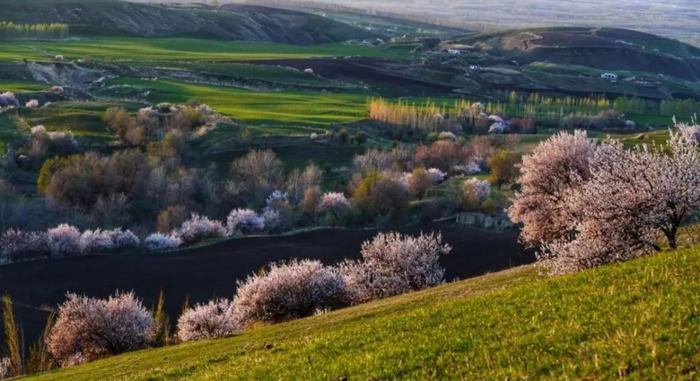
xmin=452 ymin=27 xmax=700 ymax=82
xmin=0 ymin=0 xmax=376 ymax=44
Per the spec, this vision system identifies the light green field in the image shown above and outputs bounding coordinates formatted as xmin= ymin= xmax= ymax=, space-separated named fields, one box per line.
xmin=23 ymin=246 xmax=700 ymax=380
xmin=0 ymin=81 xmax=50 ymax=93
xmin=103 ymin=78 xmax=370 ymax=128
xmin=0 ymin=37 xmax=408 ymax=63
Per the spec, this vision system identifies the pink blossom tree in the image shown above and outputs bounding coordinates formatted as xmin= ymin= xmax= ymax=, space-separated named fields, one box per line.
xmin=338 ymin=232 xmax=451 ymax=304
xmin=233 ymin=259 xmax=343 ymax=327
xmin=176 ymin=299 xmax=239 ymax=342
xmin=508 ymin=130 xmax=598 ymax=247
xmin=317 ymin=192 xmax=352 ymax=218
xmin=47 ymin=292 xmax=154 ymax=367
xmin=512 ymin=126 xmax=700 ymax=275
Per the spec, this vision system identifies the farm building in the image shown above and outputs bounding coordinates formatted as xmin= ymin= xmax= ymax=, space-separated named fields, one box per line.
xmin=601 ymin=73 xmax=618 ymax=81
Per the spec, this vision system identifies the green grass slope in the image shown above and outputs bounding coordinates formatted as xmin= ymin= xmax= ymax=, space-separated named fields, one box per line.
xmin=24 ymin=246 xmax=700 ymax=380
xmin=0 ymin=0 xmax=375 ymax=44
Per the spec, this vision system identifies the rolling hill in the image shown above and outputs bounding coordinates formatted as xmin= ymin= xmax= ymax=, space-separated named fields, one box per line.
xmin=0 ymin=0 xmax=376 ymax=43
xmin=21 ymin=246 xmax=700 ymax=380
xmin=451 ymin=27 xmax=700 ymax=82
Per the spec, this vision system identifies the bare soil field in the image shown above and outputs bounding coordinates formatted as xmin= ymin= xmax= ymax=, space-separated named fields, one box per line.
xmin=0 ymin=221 xmax=533 ymax=343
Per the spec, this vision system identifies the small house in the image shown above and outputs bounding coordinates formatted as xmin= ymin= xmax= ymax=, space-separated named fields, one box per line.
xmin=447 ymin=49 xmax=462 ymax=56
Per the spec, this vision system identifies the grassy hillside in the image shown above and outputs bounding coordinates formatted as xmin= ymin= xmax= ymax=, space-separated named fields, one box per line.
xmin=0 ymin=0 xmax=375 ymax=43
xmin=0 ymin=38 xmax=404 ymax=63
xmin=24 ymin=246 xmax=700 ymax=380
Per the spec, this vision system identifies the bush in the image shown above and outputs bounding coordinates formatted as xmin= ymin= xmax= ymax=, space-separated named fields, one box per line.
xmin=176 ymin=214 xmax=226 ymax=245
xmin=317 ymin=192 xmax=352 ymax=218
xmin=46 ymin=292 xmax=154 ymax=367
xmin=353 ymin=147 xmax=413 ymax=173
xmin=415 ymin=140 xmax=468 ymax=172
xmin=407 ymin=168 xmax=431 ymax=199
xmin=0 ymin=92 xmax=18 ymax=108
xmin=176 ymin=299 xmax=239 ymax=343
xmin=156 ymin=205 xmax=188 ymax=233
xmin=144 ymin=233 xmax=182 ymax=251
xmin=351 ymin=172 xmax=410 ymax=223
xmin=230 ymin=150 xmax=283 ymax=197
xmin=426 ymin=168 xmax=447 ymax=184
xmin=233 ymin=259 xmax=343 ymax=327
xmin=488 ymin=150 xmax=520 ymax=187
xmin=461 ymin=178 xmax=491 ymax=210
xmin=46 ymin=224 xmax=81 ymax=257
xmin=0 ymin=229 xmax=46 ymax=261
xmin=79 ymin=228 xmax=139 ymax=254
xmin=339 ymin=232 xmax=451 ymax=304
xmin=226 ymin=209 xmax=265 ymax=236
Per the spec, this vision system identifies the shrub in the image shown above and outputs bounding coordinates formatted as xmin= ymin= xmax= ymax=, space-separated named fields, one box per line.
xmin=338 ymin=129 xmax=349 ymax=144
xmin=285 ymin=165 xmax=322 ymax=204
xmin=233 ymin=259 xmax=343 ymax=327
xmin=354 ymin=131 xmax=367 ymax=145
xmin=488 ymin=150 xmax=520 ymax=187
xmin=462 ymin=178 xmax=491 ymax=209
xmin=317 ymin=192 xmax=352 ymax=218
xmin=300 ymin=186 xmax=322 ymax=215
xmin=176 ymin=299 xmax=239 ymax=343
xmin=261 ymin=209 xmax=281 ymax=232
xmin=79 ymin=228 xmax=139 ymax=254
xmin=339 ymin=232 xmax=451 ymax=304
xmin=144 ymin=233 xmax=182 ymax=251
xmin=353 ymin=147 xmax=413 ymax=173
xmin=226 ymin=209 xmax=265 ymax=236
xmin=46 ymin=224 xmax=81 ymax=257
xmin=176 ymin=214 xmax=226 ymax=245
xmin=0 ymin=229 xmax=46 ymax=260
xmin=407 ymin=169 xmax=431 ymax=199
xmin=0 ymin=92 xmax=18 ymax=108
xmin=415 ymin=140 xmax=467 ymax=172
xmin=230 ymin=150 xmax=283 ymax=196
xmin=426 ymin=168 xmax=447 ymax=184
xmin=453 ymin=161 xmax=482 ymax=175
xmin=352 ymin=172 xmax=410 ymax=223
xmin=46 ymin=292 xmax=154 ymax=367
xmin=156 ymin=205 xmax=188 ymax=233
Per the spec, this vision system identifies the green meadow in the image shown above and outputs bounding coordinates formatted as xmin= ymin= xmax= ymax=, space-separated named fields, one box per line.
xmin=0 ymin=37 xmax=408 ymax=62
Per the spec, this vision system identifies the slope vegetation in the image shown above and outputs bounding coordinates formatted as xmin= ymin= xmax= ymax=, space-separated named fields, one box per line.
xmin=0 ymin=0 xmax=375 ymax=43
xmin=455 ymin=27 xmax=700 ymax=81
xmin=24 ymin=246 xmax=700 ymax=380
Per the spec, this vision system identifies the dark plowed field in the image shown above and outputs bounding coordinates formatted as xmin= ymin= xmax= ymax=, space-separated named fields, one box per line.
xmin=0 ymin=222 xmax=534 ymax=342
xmin=244 ymin=57 xmax=460 ymax=97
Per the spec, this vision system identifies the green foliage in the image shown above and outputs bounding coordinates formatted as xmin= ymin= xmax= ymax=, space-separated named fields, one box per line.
xmin=2 ymin=294 xmax=23 ymax=377
xmin=0 ymin=22 xmax=68 ymax=40
xmin=26 ymin=313 xmax=56 ymax=375
xmin=152 ymin=290 xmax=171 ymax=347
xmin=488 ymin=150 xmax=521 ymax=187
xmin=22 ymin=246 xmax=700 ymax=380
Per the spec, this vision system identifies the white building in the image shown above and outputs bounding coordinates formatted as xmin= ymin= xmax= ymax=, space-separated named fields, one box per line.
xmin=601 ymin=73 xmax=618 ymax=81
